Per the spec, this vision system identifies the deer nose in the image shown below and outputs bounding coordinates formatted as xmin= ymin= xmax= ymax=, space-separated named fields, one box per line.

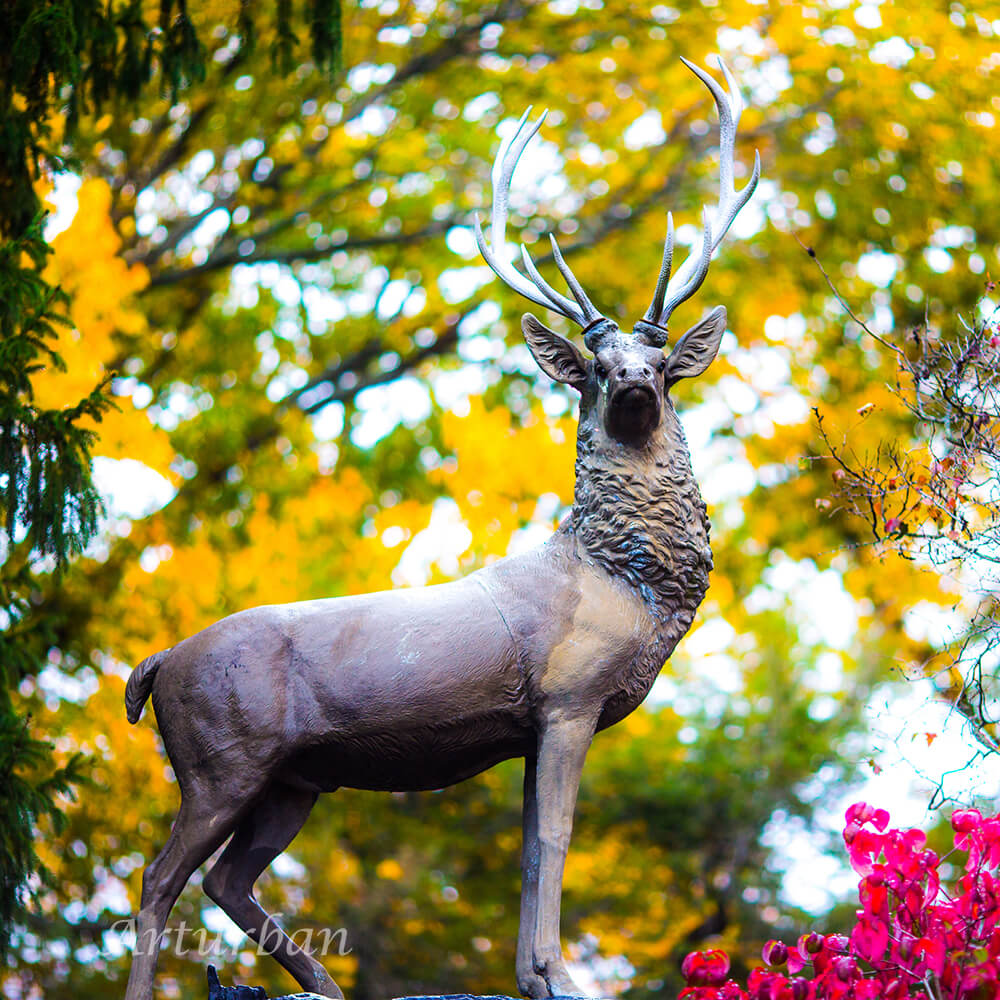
xmin=618 ymin=365 xmax=653 ymax=380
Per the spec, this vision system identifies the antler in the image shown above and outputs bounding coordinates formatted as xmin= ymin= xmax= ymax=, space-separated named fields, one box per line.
xmin=642 ymin=56 xmax=761 ymax=342
xmin=474 ymin=108 xmax=607 ymax=334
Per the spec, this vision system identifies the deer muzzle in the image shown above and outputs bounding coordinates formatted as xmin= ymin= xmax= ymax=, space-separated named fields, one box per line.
xmin=606 ymin=379 xmax=661 ymax=443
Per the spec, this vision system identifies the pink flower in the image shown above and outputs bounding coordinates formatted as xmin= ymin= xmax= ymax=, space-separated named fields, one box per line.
xmin=788 ymin=978 xmax=811 ymax=1000
xmin=850 ymin=913 xmax=889 ymax=964
xmin=717 ymin=985 xmax=748 ymax=1000
xmin=914 ymin=934 xmax=946 ymax=976
xmin=671 ymin=802 xmax=1000 ymax=1000
xmin=831 ymin=955 xmax=857 ymax=982
xmin=682 ymin=949 xmax=730 ymax=987
xmin=761 ymin=940 xmax=789 ymax=967
xmin=799 ymin=932 xmax=824 ymax=955
xmin=953 ymin=808 xmax=983 ymax=834
xmin=747 ymin=968 xmax=787 ymax=1000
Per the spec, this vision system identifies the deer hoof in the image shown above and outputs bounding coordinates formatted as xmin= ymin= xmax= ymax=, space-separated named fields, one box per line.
xmin=517 ymin=971 xmax=549 ymax=998
xmin=533 ymin=955 xmax=587 ymax=998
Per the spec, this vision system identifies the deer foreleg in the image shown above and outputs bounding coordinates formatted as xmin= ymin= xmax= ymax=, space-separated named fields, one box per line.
xmin=517 ymin=752 xmax=548 ymax=998
xmin=531 ymin=715 xmax=596 ymax=997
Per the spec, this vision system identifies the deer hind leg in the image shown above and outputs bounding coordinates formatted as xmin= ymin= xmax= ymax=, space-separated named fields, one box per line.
xmin=203 ymin=783 xmax=343 ymax=1000
xmin=124 ymin=791 xmax=246 ymax=1000
xmin=531 ymin=715 xmax=597 ymax=998
xmin=517 ymin=752 xmax=548 ymax=999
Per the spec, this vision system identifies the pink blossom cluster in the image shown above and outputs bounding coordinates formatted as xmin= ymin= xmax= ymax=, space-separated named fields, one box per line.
xmin=679 ymin=803 xmax=1000 ymax=999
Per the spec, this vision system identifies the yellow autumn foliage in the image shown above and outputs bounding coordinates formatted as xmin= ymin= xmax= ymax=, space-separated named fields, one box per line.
xmin=38 ymin=179 xmax=175 ymax=479
xmin=437 ymin=396 xmax=575 ymax=545
xmin=14 ymin=3 xmax=1000 ymax=998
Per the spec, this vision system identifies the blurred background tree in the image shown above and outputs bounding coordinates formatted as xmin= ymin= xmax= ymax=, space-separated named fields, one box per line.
xmin=813 ymin=278 xmax=1000 ymax=773
xmin=3 ymin=1 xmax=999 ymax=999
xmin=0 ymin=0 xmax=340 ymax=967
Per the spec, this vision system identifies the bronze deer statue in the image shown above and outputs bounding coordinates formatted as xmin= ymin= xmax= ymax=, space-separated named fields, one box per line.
xmin=122 ymin=56 xmax=760 ymax=1000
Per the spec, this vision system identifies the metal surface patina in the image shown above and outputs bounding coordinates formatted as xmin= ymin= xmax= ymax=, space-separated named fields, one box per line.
xmin=123 ymin=56 xmax=760 ymax=1000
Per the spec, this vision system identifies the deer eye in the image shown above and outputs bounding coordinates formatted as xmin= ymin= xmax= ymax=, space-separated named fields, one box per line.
xmin=657 ymin=359 xmax=666 ymax=374
xmin=594 ymin=363 xmax=607 ymax=379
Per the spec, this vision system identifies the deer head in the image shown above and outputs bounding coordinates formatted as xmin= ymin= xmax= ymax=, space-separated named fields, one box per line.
xmin=475 ymin=56 xmax=761 ymax=449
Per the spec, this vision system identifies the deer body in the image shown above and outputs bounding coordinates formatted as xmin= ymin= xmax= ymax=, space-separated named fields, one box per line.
xmin=144 ymin=414 xmax=709 ymax=798
xmin=123 ymin=56 xmax=756 ymax=1000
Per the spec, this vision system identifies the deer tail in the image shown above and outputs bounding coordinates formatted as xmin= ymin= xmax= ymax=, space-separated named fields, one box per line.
xmin=125 ymin=648 xmax=171 ymax=724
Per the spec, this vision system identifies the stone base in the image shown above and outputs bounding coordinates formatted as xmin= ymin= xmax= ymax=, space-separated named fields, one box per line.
xmin=206 ymin=967 xmax=592 ymax=1000
xmin=206 ymin=966 xmax=329 ymax=1000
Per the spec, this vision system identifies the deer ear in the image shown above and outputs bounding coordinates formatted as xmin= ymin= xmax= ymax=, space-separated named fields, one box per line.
xmin=664 ymin=306 xmax=728 ymax=382
xmin=522 ymin=314 xmax=589 ymax=391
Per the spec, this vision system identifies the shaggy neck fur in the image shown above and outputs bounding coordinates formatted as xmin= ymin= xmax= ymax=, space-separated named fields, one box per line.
xmin=565 ymin=402 xmax=713 ymax=637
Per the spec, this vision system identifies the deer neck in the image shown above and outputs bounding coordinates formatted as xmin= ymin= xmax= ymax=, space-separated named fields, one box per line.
xmin=565 ymin=407 xmax=713 ymax=627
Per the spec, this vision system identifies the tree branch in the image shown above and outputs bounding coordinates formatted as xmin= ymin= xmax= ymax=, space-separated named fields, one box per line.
xmin=144 ymin=217 xmax=461 ymax=288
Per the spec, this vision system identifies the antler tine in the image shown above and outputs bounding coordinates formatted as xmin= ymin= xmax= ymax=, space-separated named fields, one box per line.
xmin=647 ymin=56 xmax=762 ymax=329
xmin=548 ymin=235 xmax=602 ymax=323
xmin=518 ymin=236 xmax=601 ymax=325
xmin=519 ymin=245 xmax=577 ymax=319
xmin=474 ymin=109 xmax=606 ymax=331
xmin=644 ymin=212 xmax=675 ymax=327
xmin=473 ymin=110 xmax=557 ymax=315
